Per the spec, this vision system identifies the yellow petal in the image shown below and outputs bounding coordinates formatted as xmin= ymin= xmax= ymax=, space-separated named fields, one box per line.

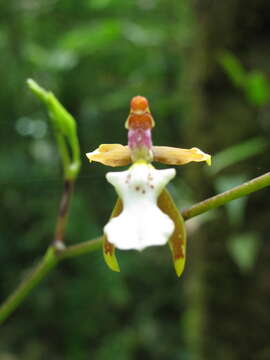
xmin=103 ymin=235 xmax=120 ymax=272
xmin=86 ymin=144 xmax=132 ymax=167
xmin=103 ymin=198 xmax=123 ymax=272
xmin=153 ymin=146 xmax=211 ymax=166
xmin=158 ymin=189 xmax=186 ymax=277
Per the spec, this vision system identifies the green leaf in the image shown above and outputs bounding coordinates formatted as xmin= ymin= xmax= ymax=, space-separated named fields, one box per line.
xmin=87 ymin=0 xmax=114 ymax=10
xmin=244 ymin=71 xmax=270 ymax=106
xmin=219 ymin=51 xmax=247 ymax=87
xmin=208 ymin=137 xmax=267 ymax=175
xmin=25 ymin=43 xmax=78 ymax=71
xmin=219 ymin=51 xmax=270 ymax=106
xmin=58 ymin=20 xmax=122 ymax=55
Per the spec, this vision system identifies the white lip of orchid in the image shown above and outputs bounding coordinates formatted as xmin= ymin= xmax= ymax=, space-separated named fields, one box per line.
xmin=104 ymin=163 xmax=176 ymax=251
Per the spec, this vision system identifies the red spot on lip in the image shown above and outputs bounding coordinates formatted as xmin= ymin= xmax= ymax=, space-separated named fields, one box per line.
xmin=131 ymin=96 xmax=149 ymax=112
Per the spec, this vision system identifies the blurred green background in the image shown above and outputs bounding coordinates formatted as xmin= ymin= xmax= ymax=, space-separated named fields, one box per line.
xmin=0 ymin=0 xmax=270 ymax=359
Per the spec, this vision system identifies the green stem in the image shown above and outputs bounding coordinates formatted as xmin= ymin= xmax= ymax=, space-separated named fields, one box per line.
xmin=181 ymin=171 xmax=270 ymax=220
xmin=0 ymin=247 xmax=58 ymax=324
xmin=0 ymin=172 xmax=269 ymax=325
xmin=0 ymin=240 xmax=102 ymax=325
xmin=53 ymin=179 xmax=74 ymax=247
xmin=59 ymin=236 xmax=103 ymax=259
xmin=55 ymin=133 xmax=71 ymax=178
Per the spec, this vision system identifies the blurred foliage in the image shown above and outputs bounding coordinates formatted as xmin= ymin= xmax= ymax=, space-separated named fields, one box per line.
xmin=227 ymin=232 xmax=261 ymax=273
xmin=0 ymin=0 xmax=269 ymax=359
xmin=208 ymin=137 xmax=267 ymax=175
xmin=219 ymin=51 xmax=270 ymax=105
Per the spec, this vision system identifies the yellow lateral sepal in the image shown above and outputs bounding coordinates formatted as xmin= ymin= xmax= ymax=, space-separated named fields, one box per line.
xmin=158 ymin=189 xmax=187 ymax=277
xmin=103 ymin=235 xmax=120 ymax=272
xmin=103 ymin=198 xmax=123 ymax=272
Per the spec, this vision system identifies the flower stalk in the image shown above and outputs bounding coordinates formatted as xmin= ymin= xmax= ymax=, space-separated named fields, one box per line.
xmin=182 ymin=171 xmax=270 ymax=220
xmin=27 ymin=79 xmax=81 ymax=248
xmin=53 ymin=179 xmax=75 ymax=249
xmin=27 ymin=79 xmax=81 ymax=180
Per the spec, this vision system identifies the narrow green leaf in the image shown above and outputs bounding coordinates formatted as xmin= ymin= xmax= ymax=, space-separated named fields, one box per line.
xmin=244 ymin=71 xmax=270 ymax=106
xmin=208 ymin=137 xmax=267 ymax=175
xmin=58 ymin=20 xmax=122 ymax=55
xmin=219 ymin=51 xmax=247 ymax=87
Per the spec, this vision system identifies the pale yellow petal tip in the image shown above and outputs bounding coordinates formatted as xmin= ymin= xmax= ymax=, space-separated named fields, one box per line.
xmin=103 ymin=253 xmax=120 ymax=272
xmin=86 ymin=146 xmax=108 ymax=164
xmin=86 ymin=149 xmax=103 ymax=163
xmin=153 ymin=146 xmax=211 ymax=166
xmin=103 ymin=234 xmax=121 ymax=272
xmin=174 ymin=258 xmax=185 ymax=277
xmin=86 ymin=144 xmax=131 ymax=167
xmin=85 ymin=151 xmax=95 ymax=162
xmin=190 ymin=148 xmax=211 ymax=166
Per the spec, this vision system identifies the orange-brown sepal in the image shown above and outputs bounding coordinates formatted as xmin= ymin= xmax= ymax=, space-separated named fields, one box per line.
xmin=126 ymin=113 xmax=155 ymax=130
xmin=125 ymin=96 xmax=155 ymax=130
xmin=158 ymin=189 xmax=186 ymax=277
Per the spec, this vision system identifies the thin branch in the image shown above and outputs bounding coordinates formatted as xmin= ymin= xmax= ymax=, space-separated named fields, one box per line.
xmin=0 ymin=248 xmax=58 ymax=324
xmin=53 ymin=179 xmax=74 ymax=248
xmin=59 ymin=236 xmax=103 ymax=260
xmin=0 ymin=240 xmax=102 ymax=325
xmin=182 ymin=172 xmax=270 ymax=220
xmin=0 ymin=172 xmax=269 ymax=325
xmin=55 ymin=133 xmax=71 ymax=176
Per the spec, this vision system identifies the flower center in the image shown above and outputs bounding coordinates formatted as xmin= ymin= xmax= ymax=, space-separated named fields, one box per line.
xmin=128 ymin=128 xmax=153 ymax=162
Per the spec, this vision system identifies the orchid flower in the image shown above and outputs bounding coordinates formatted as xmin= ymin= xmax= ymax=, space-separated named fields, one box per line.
xmin=86 ymin=96 xmax=211 ymax=277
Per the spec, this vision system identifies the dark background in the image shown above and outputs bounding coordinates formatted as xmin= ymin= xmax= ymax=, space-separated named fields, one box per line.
xmin=0 ymin=0 xmax=270 ymax=359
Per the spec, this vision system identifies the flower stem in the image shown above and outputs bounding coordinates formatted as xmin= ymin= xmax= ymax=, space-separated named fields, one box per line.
xmin=0 ymin=172 xmax=269 ymax=325
xmin=59 ymin=236 xmax=103 ymax=259
xmin=53 ymin=179 xmax=74 ymax=248
xmin=0 ymin=247 xmax=58 ymax=324
xmin=181 ymin=172 xmax=270 ymax=220
xmin=0 ymin=240 xmax=102 ymax=325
